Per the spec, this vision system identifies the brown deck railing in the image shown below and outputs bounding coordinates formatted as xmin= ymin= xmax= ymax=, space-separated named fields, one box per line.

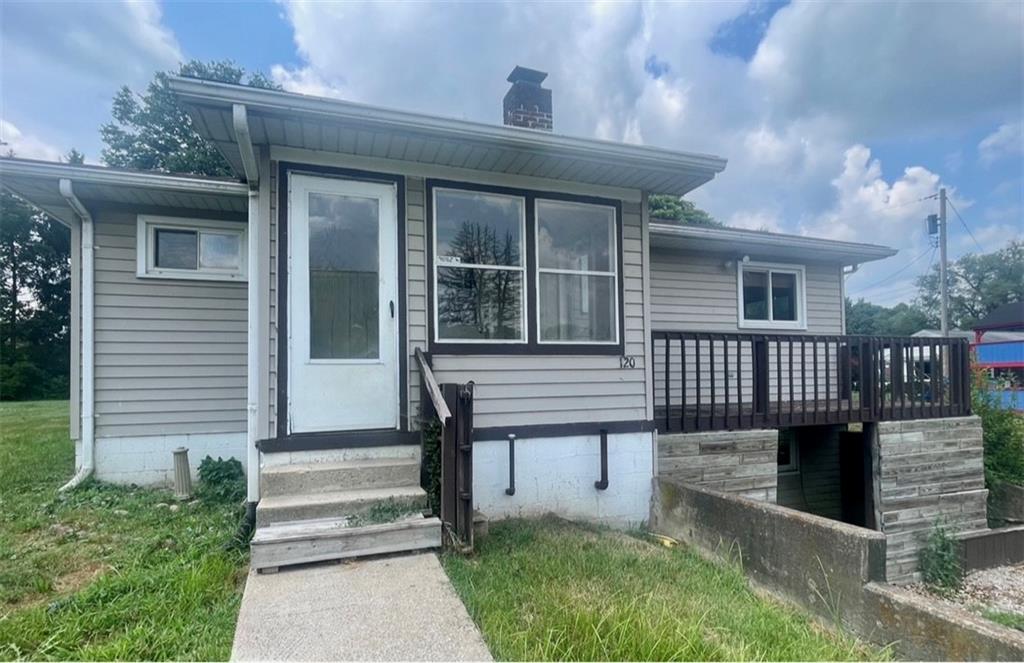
xmin=415 ymin=349 xmax=475 ymax=551
xmin=652 ymin=331 xmax=971 ymax=433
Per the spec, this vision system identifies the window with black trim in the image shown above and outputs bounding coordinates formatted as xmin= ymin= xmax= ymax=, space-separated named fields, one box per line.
xmin=738 ymin=262 xmax=805 ymax=329
xmin=536 ymin=199 xmax=618 ymax=344
xmin=433 ymin=188 xmax=526 ymax=342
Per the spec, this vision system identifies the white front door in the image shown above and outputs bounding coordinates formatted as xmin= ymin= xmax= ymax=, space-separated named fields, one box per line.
xmin=288 ymin=174 xmax=400 ymax=433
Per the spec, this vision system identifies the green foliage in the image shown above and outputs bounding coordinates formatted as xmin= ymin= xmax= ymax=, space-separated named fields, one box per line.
xmin=101 ymin=59 xmax=280 ymax=177
xmin=196 ymin=455 xmax=246 ymax=505
xmin=844 ymin=298 xmax=931 ymax=336
xmin=443 ymin=518 xmax=884 ymax=661
xmin=982 ymin=609 xmax=1024 ymax=632
xmin=915 ymin=240 xmax=1024 ymax=329
xmin=347 ymin=498 xmax=422 ymax=528
xmin=0 ymin=189 xmax=71 ymax=400
xmin=919 ymin=520 xmax=963 ymax=594
xmin=648 ymin=194 xmax=722 ymax=227
xmin=421 ymin=417 xmax=442 ymax=515
xmin=972 ymin=379 xmax=1024 ymax=488
xmin=0 ymin=401 xmax=245 ymax=659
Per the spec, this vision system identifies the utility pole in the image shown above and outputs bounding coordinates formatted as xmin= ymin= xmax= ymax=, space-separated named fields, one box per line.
xmin=939 ymin=187 xmax=949 ymax=335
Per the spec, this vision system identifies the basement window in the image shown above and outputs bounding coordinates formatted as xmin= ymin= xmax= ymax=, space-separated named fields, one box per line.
xmin=137 ymin=215 xmax=247 ymax=281
xmin=738 ymin=262 xmax=806 ymax=330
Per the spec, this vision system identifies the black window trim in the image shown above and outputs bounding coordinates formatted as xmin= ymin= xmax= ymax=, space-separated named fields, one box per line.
xmin=426 ymin=178 xmax=625 ymax=356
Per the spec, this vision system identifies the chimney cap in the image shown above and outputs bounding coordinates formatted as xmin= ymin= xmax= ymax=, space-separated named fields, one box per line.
xmin=507 ymin=66 xmax=548 ymax=86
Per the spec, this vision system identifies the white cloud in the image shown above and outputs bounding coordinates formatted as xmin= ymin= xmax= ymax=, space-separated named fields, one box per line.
xmin=1 ymin=0 xmax=182 ymax=159
xmin=979 ymin=122 xmax=1024 ymax=166
xmin=0 ymin=119 xmax=63 ymax=161
xmin=727 ymin=210 xmax=783 ymax=233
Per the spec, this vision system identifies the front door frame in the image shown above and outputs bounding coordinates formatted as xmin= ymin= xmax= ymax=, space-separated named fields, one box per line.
xmin=275 ymin=162 xmax=408 ymax=443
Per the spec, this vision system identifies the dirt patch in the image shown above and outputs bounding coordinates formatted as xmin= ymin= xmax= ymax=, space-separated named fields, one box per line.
xmin=54 ymin=562 xmax=107 ymax=594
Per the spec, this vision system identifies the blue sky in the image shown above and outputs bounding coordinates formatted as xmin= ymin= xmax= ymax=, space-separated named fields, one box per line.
xmin=1 ymin=1 xmax=1021 ymax=307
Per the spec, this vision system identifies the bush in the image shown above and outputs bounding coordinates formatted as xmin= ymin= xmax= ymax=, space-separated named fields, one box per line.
xmin=196 ymin=456 xmax=245 ymax=504
xmin=919 ymin=520 xmax=963 ymax=593
xmin=972 ymin=378 xmax=1024 ymax=488
xmin=420 ymin=417 xmax=441 ymax=516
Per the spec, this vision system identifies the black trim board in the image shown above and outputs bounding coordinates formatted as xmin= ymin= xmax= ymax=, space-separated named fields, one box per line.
xmin=473 ymin=419 xmax=656 ymax=442
xmin=425 ymin=178 xmax=626 ymax=356
xmin=276 ymin=162 xmax=409 ymax=438
xmin=259 ymin=429 xmax=420 ymax=453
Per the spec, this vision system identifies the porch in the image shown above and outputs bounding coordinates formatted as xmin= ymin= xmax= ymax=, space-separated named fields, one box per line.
xmin=652 ymin=331 xmax=972 ymax=434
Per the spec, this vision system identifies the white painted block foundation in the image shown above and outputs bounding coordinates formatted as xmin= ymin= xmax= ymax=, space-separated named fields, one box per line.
xmin=473 ymin=432 xmax=655 ymax=528
xmin=94 ymin=432 xmax=247 ymax=486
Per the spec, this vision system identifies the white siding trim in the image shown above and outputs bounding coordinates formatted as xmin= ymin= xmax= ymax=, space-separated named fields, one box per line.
xmin=641 ymin=192 xmax=654 ymax=421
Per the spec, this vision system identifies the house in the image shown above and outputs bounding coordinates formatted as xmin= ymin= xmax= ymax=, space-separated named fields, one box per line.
xmin=0 ymin=67 xmax=982 ymax=579
xmin=971 ymin=302 xmax=1024 ymax=410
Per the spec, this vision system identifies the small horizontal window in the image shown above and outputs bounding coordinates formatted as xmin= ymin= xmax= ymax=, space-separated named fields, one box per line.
xmin=738 ymin=262 xmax=805 ymax=329
xmin=138 ymin=215 xmax=247 ymax=281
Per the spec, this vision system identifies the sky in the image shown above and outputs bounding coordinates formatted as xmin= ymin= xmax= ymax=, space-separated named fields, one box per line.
xmin=1 ymin=0 xmax=1021 ymax=307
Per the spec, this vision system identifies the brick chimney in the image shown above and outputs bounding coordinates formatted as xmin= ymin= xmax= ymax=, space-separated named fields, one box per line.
xmin=503 ymin=66 xmax=552 ymax=131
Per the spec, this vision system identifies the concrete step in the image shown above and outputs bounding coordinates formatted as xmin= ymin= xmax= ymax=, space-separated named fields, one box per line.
xmin=256 ymin=485 xmax=428 ymax=527
xmin=261 ymin=457 xmax=420 ymax=498
xmin=251 ymin=515 xmax=442 ymax=571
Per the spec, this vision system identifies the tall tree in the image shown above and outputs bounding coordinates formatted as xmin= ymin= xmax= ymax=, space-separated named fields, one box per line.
xmin=845 ymin=298 xmax=931 ymax=335
xmin=914 ymin=240 xmax=1023 ymax=329
xmin=648 ymin=194 xmax=721 ymax=227
xmin=0 ymin=161 xmax=72 ymax=399
xmin=101 ymin=60 xmax=280 ymax=177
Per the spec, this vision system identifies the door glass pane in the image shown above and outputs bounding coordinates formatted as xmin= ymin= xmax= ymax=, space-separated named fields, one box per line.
xmin=199 ymin=232 xmax=241 ymax=270
xmin=771 ymin=272 xmax=797 ymax=321
xmin=154 ymin=229 xmax=197 ymax=270
xmin=538 ymin=273 xmax=615 ymax=342
xmin=436 ymin=266 xmax=523 ymax=340
xmin=308 ymin=192 xmax=380 ymax=359
xmin=435 ymin=189 xmax=523 ymax=267
xmin=742 ymin=270 xmax=769 ymax=320
xmin=536 ymin=200 xmax=615 ymax=271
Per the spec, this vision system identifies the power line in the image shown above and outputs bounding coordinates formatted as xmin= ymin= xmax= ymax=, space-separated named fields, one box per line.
xmin=847 ymin=244 xmax=936 ymax=296
xmin=945 ymin=197 xmax=985 ymax=252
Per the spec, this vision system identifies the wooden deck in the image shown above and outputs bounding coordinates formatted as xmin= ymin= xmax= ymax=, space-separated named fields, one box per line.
xmin=653 ymin=331 xmax=972 ymax=434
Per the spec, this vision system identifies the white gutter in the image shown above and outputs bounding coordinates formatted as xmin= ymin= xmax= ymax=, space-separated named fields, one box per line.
xmin=0 ymin=157 xmax=249 ymax=196
xmin=58 ymin=178 xmax=95 ymax=491
xmin=233 ymin=104 xmax=262 ymax=506
xmin=168 ymin=76 xmax=729 ymax=174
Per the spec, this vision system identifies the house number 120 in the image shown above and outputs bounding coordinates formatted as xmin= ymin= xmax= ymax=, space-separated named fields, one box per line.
xmin=619 ymin=356 xmax=636 ymax=369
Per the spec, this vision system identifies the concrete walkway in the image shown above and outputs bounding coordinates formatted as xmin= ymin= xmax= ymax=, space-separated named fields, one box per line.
xmin=231 ymin=552 xmax=493 ymax=661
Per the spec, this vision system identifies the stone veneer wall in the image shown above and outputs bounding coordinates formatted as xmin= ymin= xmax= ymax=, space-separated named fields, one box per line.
xmin=873 ymin=416 xmax=988 ymax=584
xmin=657 ymin=429 xmax=779 ymax=502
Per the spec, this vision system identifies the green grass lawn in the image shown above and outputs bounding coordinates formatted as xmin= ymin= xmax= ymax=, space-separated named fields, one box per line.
xmin=443 ymin=518 xmax=887 ymax=661
xmin=0 ymin=401 xmax=247 ymax=661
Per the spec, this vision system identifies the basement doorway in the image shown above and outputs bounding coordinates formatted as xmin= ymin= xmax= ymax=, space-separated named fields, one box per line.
xmin=776 ymin=424 xmax=876 ymax=529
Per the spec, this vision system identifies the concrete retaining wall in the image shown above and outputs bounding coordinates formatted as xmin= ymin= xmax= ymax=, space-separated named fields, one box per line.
xmin=650 ymin=477 xmax=886 ymax=618
xmin=651 ymin=477 xmax=1024 ymax=660
xmin=657 ymin=429 xmax=778 ymax=501
xmin=873 ymin=416 xmax=988 ymax=583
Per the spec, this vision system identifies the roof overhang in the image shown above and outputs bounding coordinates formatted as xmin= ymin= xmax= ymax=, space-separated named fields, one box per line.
xmin=168 ymin=76 xmax=728 ymax=196
xmin=0 ymin=158 xmax=248 ymax=225
xmin=650 ymin=222 xmax=897 ymax=266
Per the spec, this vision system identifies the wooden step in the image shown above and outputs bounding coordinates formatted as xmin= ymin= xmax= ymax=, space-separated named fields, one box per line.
xmin=251 ymin=516 xmax=442 ymax=571
xmin=261 ymin=457 xmax=420 ymax=498
xmin=255 ymin=485 xmax=428 ymax=527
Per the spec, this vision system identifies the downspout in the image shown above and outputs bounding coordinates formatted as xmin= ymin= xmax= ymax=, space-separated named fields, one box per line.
xmin=233 ymin=104 xmax=261 ymax=526
xmin=58 ymin=179 xmax=94 ymax=491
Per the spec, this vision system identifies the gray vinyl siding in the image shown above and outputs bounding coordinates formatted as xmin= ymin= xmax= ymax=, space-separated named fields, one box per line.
xmin=92 ymin=208 xmax=247 ymax=439
xmin=650 ymin=249 xmax=845 ymax=407
xmin=427 ymin=197 xmax=648 ymax=429
xmin=650 ymin=249 xmax=844 ymax=333
xmin=269 ymin=168 xmax=648 ymax=433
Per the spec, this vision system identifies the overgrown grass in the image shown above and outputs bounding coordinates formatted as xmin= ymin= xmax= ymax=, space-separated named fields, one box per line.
xmin=0 ymin=401 xmax=247 ymax=660
xmin=443 ymin=517 xmax=887 ymax=661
